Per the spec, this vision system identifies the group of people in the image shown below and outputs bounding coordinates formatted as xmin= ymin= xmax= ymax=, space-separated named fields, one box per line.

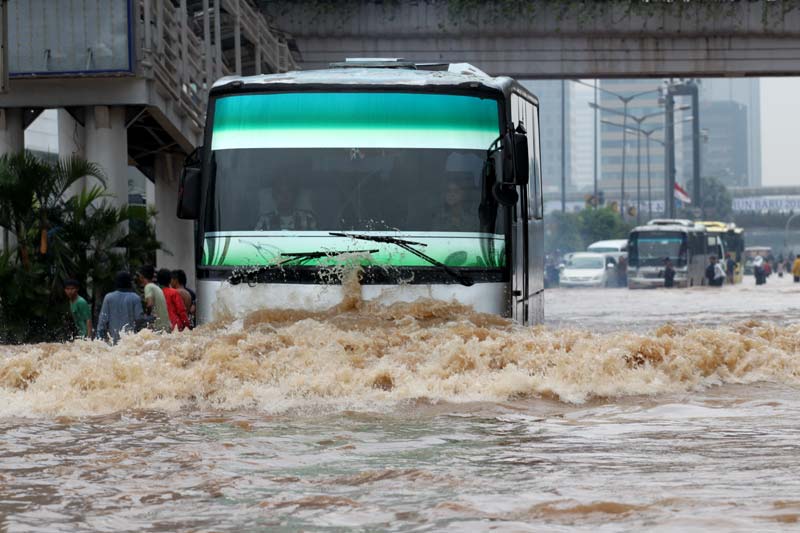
xmin=704 ymin=255 xmax=730 ymax=287
xmin=661 ymin=253 xmax=737 ymax=288
xmin=64 ymin=266 xmax=196 ymax=344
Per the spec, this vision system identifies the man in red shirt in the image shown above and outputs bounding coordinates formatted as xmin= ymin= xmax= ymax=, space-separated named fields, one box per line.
xmin=157 ymin=268 xmax=191 ymax=331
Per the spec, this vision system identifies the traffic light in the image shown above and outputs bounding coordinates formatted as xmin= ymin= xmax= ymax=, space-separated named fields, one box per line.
xmin=598 ymin=190 xmax=605 ymax=205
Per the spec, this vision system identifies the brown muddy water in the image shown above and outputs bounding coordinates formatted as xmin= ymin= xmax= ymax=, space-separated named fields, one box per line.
xmin=2 ymin=275 xmax=800 ymax=531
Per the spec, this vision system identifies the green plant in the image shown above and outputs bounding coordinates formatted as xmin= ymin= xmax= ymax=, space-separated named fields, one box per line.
xmin=677 ymin=176 xmax=733 ymax=221
xmin=0 ymin=150 xmax=162 ymax=343
xmin=545 ymin=206 xmax=633 ymax=255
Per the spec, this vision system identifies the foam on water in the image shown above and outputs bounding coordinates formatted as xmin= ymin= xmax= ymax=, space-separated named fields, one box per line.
xmin=2 ymin=278 xmax=800 ymax=418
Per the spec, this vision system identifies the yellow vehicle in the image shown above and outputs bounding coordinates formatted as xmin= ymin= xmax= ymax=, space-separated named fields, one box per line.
xmin=699 ymin=221 xmax=745 ymax=283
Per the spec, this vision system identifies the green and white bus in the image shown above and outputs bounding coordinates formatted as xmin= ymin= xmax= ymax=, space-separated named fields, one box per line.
xmin=177 ymin=60 xmax=544 ymax=325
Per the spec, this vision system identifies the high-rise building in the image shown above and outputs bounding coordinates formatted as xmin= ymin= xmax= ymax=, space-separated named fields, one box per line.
xmin=570 ymin=82 xmax=595 ymax=191
xmin=700 ymin=78 xmax=761 ymax=186
xmin=520 ymin=80 xmax=570 ymax=195
xmin=598 ymin=79 xmax=666 ymax=213
xmin=25 ymin=109 xmax=59 ymax=159
xmin=700 ymin=101 xmax=749 ymax=187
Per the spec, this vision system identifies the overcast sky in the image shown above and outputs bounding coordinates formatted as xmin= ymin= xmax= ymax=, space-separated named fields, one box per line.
xmin=761 ymin=77 xmax=800 ymax=187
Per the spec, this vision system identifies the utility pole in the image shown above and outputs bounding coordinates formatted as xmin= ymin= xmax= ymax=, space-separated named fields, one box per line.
xmin=664 ymin=88 xmax=675 ymax=218
xmin=691 ymin=84 xmax=701 ymax=218
xmin=593 ymin=81 xmax=598 ymax=208
xmin=635 ymin=128 xmax=641 ymax=224
xmin=662 ymin=79 xmax=701 ymax=219
xmin=561 ymin=79 xmax=566 ymax=213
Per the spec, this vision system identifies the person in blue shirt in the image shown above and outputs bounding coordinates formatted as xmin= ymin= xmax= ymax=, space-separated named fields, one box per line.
xmin=96 ymin=271 xmax=144 ymax=344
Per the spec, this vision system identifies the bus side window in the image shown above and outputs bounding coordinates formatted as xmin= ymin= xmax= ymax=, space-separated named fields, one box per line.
xmin=531 ymin=105 xmax=543 ymax=220
xmin=691 ymin=233 xmax=704 ymax=256
xmin=510 ymin=93 xmax=543 ymax=220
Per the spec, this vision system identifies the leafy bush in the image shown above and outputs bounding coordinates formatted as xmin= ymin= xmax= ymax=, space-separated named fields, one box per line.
xmin=0 ymin=151 xmax=161 ymax=343
xmin=545 ymin=206 xmax=633 ymax=256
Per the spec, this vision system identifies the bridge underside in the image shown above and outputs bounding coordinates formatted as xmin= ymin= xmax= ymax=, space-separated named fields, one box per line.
xmin=286 ymin=35 xmax=800 ymax=79
xmin=261 ymin=0 xmax=800 ymax=78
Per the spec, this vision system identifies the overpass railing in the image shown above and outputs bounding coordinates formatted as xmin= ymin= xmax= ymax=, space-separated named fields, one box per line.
xmin=137 ymin=0 xmax=296 ymax=131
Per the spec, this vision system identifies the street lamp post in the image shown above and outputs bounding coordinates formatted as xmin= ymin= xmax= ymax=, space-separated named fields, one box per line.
xmin=603 ymin=118 xmax=692 ymax=223
xmin=574 ymin=80 xmax=658 ymax=220
xmin=784 ymin=213 xmax=800 ymax=257
xmin=590 ymin=103 xmax=663 ymax=223
xmin=640 ymin=128 xmax=665 ymax=220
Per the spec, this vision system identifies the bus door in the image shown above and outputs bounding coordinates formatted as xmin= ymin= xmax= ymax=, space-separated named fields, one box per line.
xmin=510 ymin=94 xmax=544 ymax=325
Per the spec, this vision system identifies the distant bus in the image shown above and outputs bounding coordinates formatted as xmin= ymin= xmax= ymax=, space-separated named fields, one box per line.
xmin=698 ymin=221 xmax=744 ymax=282
xmin=627 ymin=219 xmax=721 ymax=288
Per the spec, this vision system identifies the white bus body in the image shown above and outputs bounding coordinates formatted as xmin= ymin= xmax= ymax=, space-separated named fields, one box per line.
xmin=177 ymin=61 xmax=546 ymax=325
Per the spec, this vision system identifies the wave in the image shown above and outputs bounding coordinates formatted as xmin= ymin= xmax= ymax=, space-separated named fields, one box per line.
xmin=1 ymin=297 xmax=800 ymax=418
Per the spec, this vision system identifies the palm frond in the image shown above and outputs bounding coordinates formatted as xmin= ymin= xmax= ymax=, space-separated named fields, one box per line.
xmin=55 ymin=155 xmax=107 ymax=198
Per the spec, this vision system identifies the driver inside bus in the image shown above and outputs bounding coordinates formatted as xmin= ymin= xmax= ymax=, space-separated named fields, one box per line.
xmin=255 ymin=178 xmax=317 ymax=231
xmin=432 ymin=178 xmax=474 ymax=231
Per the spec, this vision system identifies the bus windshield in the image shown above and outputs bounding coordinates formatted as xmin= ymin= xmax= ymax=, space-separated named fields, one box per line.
xmin=631 ymin=231 xmax=687 ymax=267
xmin=204 ymin=91 xmax=506 ymax=270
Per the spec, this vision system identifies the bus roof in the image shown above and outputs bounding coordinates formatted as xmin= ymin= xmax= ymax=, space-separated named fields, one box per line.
xmin=697 ymin=221 xmax=743 ymax=234
xmin=210 ymin=63 xmax=538 ymax=104
xmin=631 ymin=223 xmax=706 ymax=233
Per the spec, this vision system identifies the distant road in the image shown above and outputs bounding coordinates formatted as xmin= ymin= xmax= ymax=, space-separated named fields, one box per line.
xmin=546 ymin=274 xmax=800 ymax=332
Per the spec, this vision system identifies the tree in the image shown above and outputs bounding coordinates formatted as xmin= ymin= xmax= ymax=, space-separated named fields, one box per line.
xmin=545 ymin=210 xmax=583 ymax=255
xmin=678 ymin=176 xmax=733 ymax=221
xmin=578 ymin=207 xmax=633 ymax=246
xmin=545 ymin=206 xmax=632 ymax=256
xmin=0 ymin=151 xmax=161 ymax=343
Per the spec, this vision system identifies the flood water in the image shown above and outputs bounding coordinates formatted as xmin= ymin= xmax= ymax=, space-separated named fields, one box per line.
xmin=2 ymin=275 xmax=800 ymax=531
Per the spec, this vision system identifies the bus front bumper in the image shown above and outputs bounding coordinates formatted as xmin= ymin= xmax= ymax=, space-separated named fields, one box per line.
xmin=195 ymin=280 xmax=509 ymax=324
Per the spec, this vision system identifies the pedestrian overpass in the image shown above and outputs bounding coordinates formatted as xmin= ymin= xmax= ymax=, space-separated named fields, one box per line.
xmin=258 ymin=0 xmax=800 ymax=78
xmin=0 ymin=0 xmax=295 ymax=280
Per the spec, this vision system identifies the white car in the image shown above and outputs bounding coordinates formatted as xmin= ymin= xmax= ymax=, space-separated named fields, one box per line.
xmin=559 ymin=252 xmax=616 ymax=288
xmin=587 ymin=239 xmax=628 ymax=262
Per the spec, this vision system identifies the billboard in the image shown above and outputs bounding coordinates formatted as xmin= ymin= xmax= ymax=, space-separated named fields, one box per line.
xmin=8 ymin=0 xmax=133 ymax=77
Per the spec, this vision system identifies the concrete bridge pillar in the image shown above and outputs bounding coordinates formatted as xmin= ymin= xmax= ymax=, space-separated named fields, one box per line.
xmin=85 ymin=106 xmax=128 ymax=210
xmin=0 ymin=108 xmax=24 ymax=155
xmin=0 ymin=108 xmax=24 ymax=251
xmin=154 ymin=152 xmax=196 ymax=288
xmin=58 ymin=109 xmax=87 ymax=199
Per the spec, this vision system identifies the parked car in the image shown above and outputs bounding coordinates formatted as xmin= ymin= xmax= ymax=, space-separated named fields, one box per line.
xmin=559 ymin=252 xmax=617 ymax=288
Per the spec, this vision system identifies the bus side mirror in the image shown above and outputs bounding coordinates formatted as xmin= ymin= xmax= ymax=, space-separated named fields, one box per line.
xmin=502 ymin=126 xmax=529 ymax=187
xmin=177 ymin=147 xmax=202 ymax=220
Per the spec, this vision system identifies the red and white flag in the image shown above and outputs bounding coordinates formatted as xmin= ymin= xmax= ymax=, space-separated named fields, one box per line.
xmin=674 ymin=182 xmax=692 ymax=204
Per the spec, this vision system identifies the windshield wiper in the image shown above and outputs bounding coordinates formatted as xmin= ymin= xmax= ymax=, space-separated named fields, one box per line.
xmin=329 ymin=232 xmax=474 ymax=287
xmin=279 ymin=249 xmax=379 ymax=265
xmin=228 ymin=249 xmax=378 ymax=285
